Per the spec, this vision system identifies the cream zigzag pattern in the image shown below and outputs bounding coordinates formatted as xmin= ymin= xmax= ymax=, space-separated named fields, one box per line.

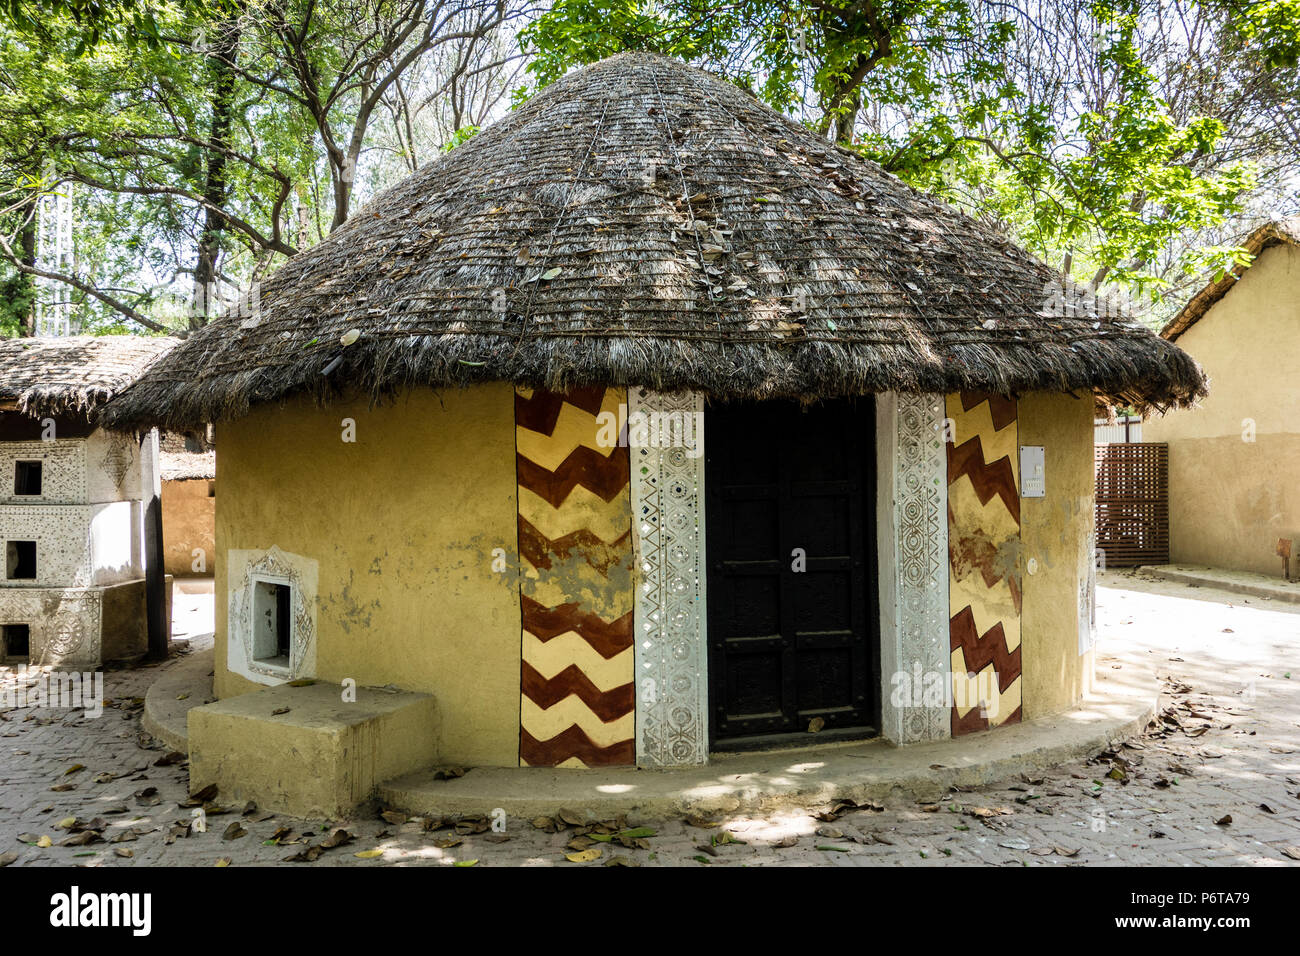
xmin=950 ymin=399 xmax=1020 ymax=483
xmin=515 ymin=393 xmax=623 ymax=471
xmin=950 ymin=655 xmax=1021 ymax=725
xmin=947 ymin=392 xmax=1023 ymax=733
xmin=517 ymin=485 xmax=631 ymax=543
xmin=950 ymin=573 xmax=1022 ymax=651
xmin=520 ymin=697 xmax=635 ymax=746
xmin=523 ymin=633 xmax=633 ymax=690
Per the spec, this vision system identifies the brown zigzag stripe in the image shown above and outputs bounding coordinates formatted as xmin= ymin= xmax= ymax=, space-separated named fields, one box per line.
xmin=518 ymin=515 xmax=631 ymax=576
xmin=520 ymin=725 xmax=634 ymax=767
xmin=516 ymin=444 xmax=630 ymax=508
xmin=947 ymin=435 xmax=1021 ymax=525
xmin=949 ymin=606 xmax=1021 ymax=690
xmin=520 ymin=595 xmax=633 ymax=658
xmin=953 ymin=703 xmax=1022 ymax=736
xmin=520 ymin=662 xmax=633 ymax=722
xmin=515 ymin=386 xmax=608 ymax=435
xmin=959 ymin=391 xmax=1018 ymax=432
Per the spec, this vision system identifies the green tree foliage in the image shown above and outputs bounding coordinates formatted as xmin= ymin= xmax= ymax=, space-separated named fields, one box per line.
xmin=0 ymin=1 xmax=528 ymax=334
xmin=523 ymin=0 xmax=1300 ymax=310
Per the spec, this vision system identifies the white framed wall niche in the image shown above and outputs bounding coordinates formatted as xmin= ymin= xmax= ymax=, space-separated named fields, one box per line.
xmin=227 ymin=546 xmax=318 ymax=685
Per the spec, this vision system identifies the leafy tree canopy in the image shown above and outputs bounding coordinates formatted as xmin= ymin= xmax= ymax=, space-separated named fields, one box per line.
xmin=523 ymin=0 xmax=1300 ymax=312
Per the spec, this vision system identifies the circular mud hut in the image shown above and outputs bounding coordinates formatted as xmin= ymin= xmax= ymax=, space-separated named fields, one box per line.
xmin=105 ymin=53 xmax=1203 ymax=812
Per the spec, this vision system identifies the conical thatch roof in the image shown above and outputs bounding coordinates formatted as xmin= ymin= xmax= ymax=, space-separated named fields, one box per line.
xmin=0 ymin=335 xmax=176 ymax=419
xmin=104 ymin=53 xmax=1204 ymax=431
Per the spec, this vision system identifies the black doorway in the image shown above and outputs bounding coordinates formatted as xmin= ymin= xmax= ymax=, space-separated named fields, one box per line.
xmin=705 ymin=398 xmax=879 ymax=749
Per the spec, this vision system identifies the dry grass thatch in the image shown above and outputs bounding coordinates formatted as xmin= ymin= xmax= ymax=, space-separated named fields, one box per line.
xmin=104 ymin=52 xmax=1205 ymax=431
xmin=159 ymin=450 xmax=215 ymax=481
xmin=0 ymin=335 xmax=176 ymax=419
xmin=1161 ymin=216 xmax=1300 ymax=342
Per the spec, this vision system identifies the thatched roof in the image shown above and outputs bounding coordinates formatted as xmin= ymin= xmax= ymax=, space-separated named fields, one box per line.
xmin=1161 ymin=217 xmax=1300 ymax=342
xmin=0 ymin=335 xmax=176 ymax=419
xmin=159 ymin=451 xmax=215 ymax=481
xmin=104 ymin=53 xmax=1204 ymax=432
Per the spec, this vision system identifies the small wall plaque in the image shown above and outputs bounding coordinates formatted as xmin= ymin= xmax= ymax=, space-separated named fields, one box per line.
xmin=1020 ymin=445 xmax=1045 ymax=498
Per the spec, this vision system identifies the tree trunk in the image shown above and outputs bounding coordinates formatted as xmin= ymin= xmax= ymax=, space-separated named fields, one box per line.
xmin=18 ymin=200 xmax=36 ymax=336
xmin=192 ymin=17 xmax=242 ymax=329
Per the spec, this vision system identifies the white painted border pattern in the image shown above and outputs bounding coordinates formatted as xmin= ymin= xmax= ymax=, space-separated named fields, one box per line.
xmin=876 ymin=392 xmax=952 ymax=744
xmin=629 ymin=388 xmax=709 ymax=767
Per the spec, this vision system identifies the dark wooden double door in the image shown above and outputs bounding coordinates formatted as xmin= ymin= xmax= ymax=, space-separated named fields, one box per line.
xmin=706 ymin=398 xmax=878 ymax=747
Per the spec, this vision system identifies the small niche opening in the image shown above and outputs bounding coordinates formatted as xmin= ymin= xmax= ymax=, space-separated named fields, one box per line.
xmin=6 ymin=541 xmax=36 ymax=580
xmin=252 ymin=580 xmax=292 ymax=668
xmin=1 ymin=624 xmax=29 ymax=663
xmin=14 ymin=461 xmax=42 ymax=496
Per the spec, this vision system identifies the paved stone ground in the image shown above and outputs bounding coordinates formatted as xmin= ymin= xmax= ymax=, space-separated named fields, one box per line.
xmin=1 ymin=570 xmax=1297 ymax=867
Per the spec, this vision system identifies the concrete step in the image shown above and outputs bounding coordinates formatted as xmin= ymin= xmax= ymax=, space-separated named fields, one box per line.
xmin=378 ymin=667 xmax=1155 ymax=820
xmin=189 ymin=680 xmax=437 ymax=818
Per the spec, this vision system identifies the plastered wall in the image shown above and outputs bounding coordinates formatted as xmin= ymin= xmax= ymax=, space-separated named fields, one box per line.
xmin=214 ymin=385 xmax=522 ymax=767
xmin=1144 ymin=242 xmax=1300 ymax=576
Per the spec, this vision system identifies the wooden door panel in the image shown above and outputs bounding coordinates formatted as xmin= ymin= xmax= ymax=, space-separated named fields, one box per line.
xmin=707 ymin=398 xmax=877 ymax=745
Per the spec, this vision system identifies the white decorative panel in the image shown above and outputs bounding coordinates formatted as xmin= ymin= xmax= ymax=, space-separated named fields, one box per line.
xmin=876 ymin=392 xmax=951 ymax=744
xmin=0 ymin=505 xmax=94 ymax=587
xmin=227 ymin=546 xmax=318 ymax=686
xmin=85 ymin=429 xmax=147 ymax=503
xmin=0 ymin=440 xmax=87 ymax=505
xmin=1080 ymin=525 xmax=1097 ymax=656
xmin=629 ymin=387 xmax=708 ymax=767
xmin=0 ymin=586 xmax=103 ymax=667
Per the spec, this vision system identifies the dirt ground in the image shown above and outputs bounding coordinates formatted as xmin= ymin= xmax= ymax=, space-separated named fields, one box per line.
xmin=1 ymin=569 xmax=1297 ymax=866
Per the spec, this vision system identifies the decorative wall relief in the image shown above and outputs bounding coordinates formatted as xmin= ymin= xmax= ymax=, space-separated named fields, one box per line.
xmin=628 ymin=387 xmax=708 ymax=768
xmin=0 ymin=587 xmax=102 ymax=667
xmin=99 ymin=435 xmax=135 ymax=490
xmin=1080 ymin=526 xmax=1098 ymax=656
xmin=946 ymin=392 xmax=1023 ymax=734
xmin=0 ymin=441 xmax=86 ymax=505
xmin=227 ymin=546 xmax=318 ymax=686
xmin=875 ymin=392 xmax=952 ymax=744
xmin=0 ymin=505 xmax=94 ymax=587
xmin=515 ymin=387 xmax=635 ymax=768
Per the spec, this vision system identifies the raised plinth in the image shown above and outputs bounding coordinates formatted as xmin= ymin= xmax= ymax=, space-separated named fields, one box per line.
xmin=188 ymin=681 xmax=437 ymax=818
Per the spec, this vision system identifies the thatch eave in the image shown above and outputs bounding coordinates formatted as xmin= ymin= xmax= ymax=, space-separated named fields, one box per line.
xmin=0 ymin=335 xmax=178 ymax=422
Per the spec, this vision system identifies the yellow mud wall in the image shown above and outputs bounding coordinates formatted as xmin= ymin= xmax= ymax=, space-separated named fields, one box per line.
xmin=161 ymin=478 xmax=215 ymax=577
xmin=1144 ymin=242 xmax=1300 ymax=576
xmin=1018 ymin=392 xmax=1096 ymax=718
xmin=213 ymin=385 xmax=523 ymax=767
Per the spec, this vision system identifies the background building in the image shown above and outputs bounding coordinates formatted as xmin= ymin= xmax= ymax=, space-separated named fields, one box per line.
xmin=1145 ymin=218 xmax=1300 ymax=577
xmin=0 ymin=336 xmax=174 ymax=666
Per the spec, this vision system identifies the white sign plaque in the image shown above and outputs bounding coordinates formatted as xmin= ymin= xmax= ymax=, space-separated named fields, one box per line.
xmin=1021 ymin=445 xmax=1045 ymax=498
